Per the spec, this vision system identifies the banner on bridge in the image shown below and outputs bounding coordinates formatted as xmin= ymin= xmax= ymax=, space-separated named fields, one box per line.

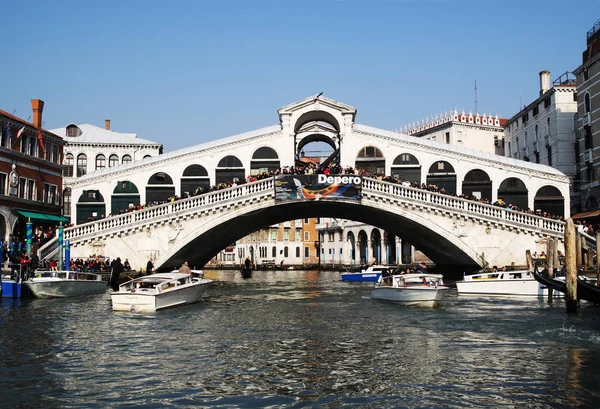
xmin=274 ymin=174 xmax=362 ymax=201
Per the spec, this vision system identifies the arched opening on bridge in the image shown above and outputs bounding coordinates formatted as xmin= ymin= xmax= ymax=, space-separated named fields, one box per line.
xmin=357 ymin=230 xmax=368 ymax=264
xmin=462 ymin=169 xmax=492 ymax=202
xmin=384 ymin=231 xmax=398 ymax=264
xmin=498 ymin=177 xmax=528 ymax=210
xmin=250 ymin=147 xmax=280 ymax=175
xmin=427 ymin=161 xmax=457 ymax=194
xmin=111 ymin=181 xmax=140 ymax=214
xmin=216 ymin=155 xmax=245 ymax=184
xmin=181 ymin=164 xmax=210 ymax=196
xmin=355 ymin=146 xmax=385 ymax=175
xmin=346 ymin=231 xmax=356 ymax=264
xmin=391 ymin=153 xmax=421 ymax=184
xmin=294 ymin=111 xmax=341 ymax=133
xmin=76 ymin=190 xmax=106 ymax=223
xmin=533 ymin=185 xmax=564 ymax=217
xmin=146 ymin=172 xmax=175 ymax=203
xmin=370 ymin=229 xmax=382 ymax=264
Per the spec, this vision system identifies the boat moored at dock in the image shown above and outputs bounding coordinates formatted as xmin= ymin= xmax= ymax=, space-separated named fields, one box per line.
xmin=25 ymin=270 xmax=107 ymax=298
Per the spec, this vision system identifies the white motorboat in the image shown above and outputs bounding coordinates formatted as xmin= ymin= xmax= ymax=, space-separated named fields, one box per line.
xmin=25 ymin=270 xmax=107 ymax=298
xmin=111 ymin=270 xmax=212 ymax=312
xmin=341 ymin=265 xmax=396 ymax=282
xmin=456 ymin=270 xmax=556 ymax=297
xmin=371 ymin=273 xmax=449 ymax=307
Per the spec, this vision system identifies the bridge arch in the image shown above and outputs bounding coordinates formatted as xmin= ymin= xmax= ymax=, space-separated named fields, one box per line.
xmin=462 ymin=169 xmax=492 ymax=202
xmin=427 ymin=161 xmax=457 ymax=194
xmin=251 ymin=147 xmax=280 ymax=175
xmin=346 ymin=231 xmax=356 ymax=264
xmin=76 ymin=190 xmax=105 ymax=223
xmin=181 ymin=164 xmax=210 ymax=196
xmin=111 ymin=181 xmax=140 ymax=214
xmin=370 ymin=228 xmax=382 ymax=264
xmin=294 ymin=111 xmax=340 ymax=133
xmin=216 ymin=155 xmax=244 ymax=184
xmin=355 ymin=146 xmax=385 ymax=175
xmin=391 ymin=153 xmax=421 ymax=184
xmin=146 ymin=172 xmax=175 ymax=203
xmin=498 ymin=177 xmax=528 ymax=210
xmin=534 ymin=185 xmax=565 ymax=217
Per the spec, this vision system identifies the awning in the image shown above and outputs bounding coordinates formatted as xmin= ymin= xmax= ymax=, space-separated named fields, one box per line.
xmin=571 ymin=209 xmax=600 ymax=220
xmin=16 ymin=210 xmax=70 ymax=224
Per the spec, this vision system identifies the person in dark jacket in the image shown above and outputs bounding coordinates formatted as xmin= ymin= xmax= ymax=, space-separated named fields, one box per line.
xmin=146 ymin=258 xmax=154 ymax=276
xmin=109 ymin=257 xmax=124 ymax=291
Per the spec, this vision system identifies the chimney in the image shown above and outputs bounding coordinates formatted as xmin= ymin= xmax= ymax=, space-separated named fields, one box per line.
xmin=105 ymin=119 xmax=111 ymax=130
xmin=31 ymin=99 xmax=44 ymax=128
xmin=539 ymin=70 xmax=551 ymax=96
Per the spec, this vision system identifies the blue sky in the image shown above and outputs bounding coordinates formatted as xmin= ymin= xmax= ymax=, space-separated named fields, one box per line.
xmin=1 ymin=0 xmax=598 ymax=152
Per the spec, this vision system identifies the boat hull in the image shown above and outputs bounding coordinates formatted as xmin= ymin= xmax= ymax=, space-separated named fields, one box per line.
xmin=2 ymin=281 xmax=28 ymax=298
xmin=341 ymin=272 xmax=381 ymax=282
xmin=371 ymin=287 xmax=449 ymax=307
xmin=455 ymin=278 xmax=557 ymax=297
xmin=111 ymin=280 xmax=211 ymax=312
xmin=25 ymin=279 xmax=107 ymax=298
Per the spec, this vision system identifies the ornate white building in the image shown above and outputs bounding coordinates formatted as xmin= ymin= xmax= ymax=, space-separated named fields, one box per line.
xmin=503 ymin=70 xmax=578 ymax=213
xmin=49 ymin=120 xmax=163 ymax=221
xmin=402 ymin=110 xmax=506 ymax=156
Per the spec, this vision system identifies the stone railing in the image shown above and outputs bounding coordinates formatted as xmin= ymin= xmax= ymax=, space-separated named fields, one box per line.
xmin=39 ymin=178 xmax=275 ymax=260
xmin=40 ymin=176 xmax=574 ymax=260
xmin=362 ymin=178 xmax=566 ymax=237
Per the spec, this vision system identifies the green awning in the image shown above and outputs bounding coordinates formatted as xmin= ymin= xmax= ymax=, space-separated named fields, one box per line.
xmin=16 ymin=210 xmax=70 ymax=224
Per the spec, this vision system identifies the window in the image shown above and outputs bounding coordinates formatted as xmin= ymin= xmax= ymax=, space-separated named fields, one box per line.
xmin=284 ymin=247 xmax=289 ymax=257
xmin=585 ymin=126 xmax=593 ymax=150
xmin=535 ymin=124 xmax=539 ymax=145
xmin=64 ymin=153 xmax=74 ymax=177
xmin=304 ymin=246 xmax=309 ymax=257
xmin=109 ymin=154 xmax=119 ymax=167
xmin=43 ymin=183 xmax=58 ymax=204
xmin=304 ymin=218 xmax=309 ymax=223
xmin=547 ymin=118 xmax=551 ymax=140
xmin=535 ymin=151 xmax=540 ymax=163
xmin=0 ymin=173 xmax=6 ymax=195
xmin=533 ymin=105 xmax=539 ymax=116
xmin=63 ymin=189 xmax=71 ymax=217
xmin=547 ymin=145 xmax=552 ymax=166
xmin=272 ymin=246 xmax=276 ymax=258
xmin=95 ymin=154 xmax=106 ymax=170
xmin=296 ymin=247 xmax=300 ymax=257
xmin=522 ymin=112 xmax=529 ymax=124
xmin=445 ymin=132 xmax=450 ymax=144
xmin=544 ymin=97 xmax=551 ymax=109
xmin=295 ymin=230 xmax=301 ymax=241
xmin=584 ymin=69 xmax=589 ymax=81
xmin=573 ymin=92 xmax=578 ymax=102
xmin=283 ymin=230 xmax=289 ymax=241
xmin=304 ymin=231 xmax=310 ymax=241
xmin=271 ymin=230 xmax=277 ymax=241
xmin=77 ymin=154 xmax=87 ymax=177
xmin=585 ymin=93 xmax=591 ymax=113
xmin=20 ymin=178 xmax=35 ymax=200
xmin=122 ymin=154 xmax=132 ymax=164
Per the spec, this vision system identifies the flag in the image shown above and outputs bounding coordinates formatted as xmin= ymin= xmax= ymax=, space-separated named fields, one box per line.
xmin=37 ymin=128 xmax=45 ymax=153
xmin=15 ymin=126 xmax=25 ymax=140
xmin=3 ymin=123 xmax=13 ymax=141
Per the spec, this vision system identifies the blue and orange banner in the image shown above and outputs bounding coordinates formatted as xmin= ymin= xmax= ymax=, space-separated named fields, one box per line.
xmin=275 ymin=174 xmax=362 ymax=201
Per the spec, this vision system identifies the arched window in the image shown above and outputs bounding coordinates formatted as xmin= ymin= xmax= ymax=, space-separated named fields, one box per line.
xmin=272 ymin=246 xmax=276 ymax=258
xmin=585 ymin=93 xmax=591 ymax=113
xmin=122 ymin=154 xmax=132 ymax=164
xmin=95 ymin=154 xmax=106 ymax=170
xmin=143 ymin=155 xmax=151 ymax=159
xmin=76 ymin=154 xmax=87 ymax=177
xmin=284 ymin=246 xmax=289 ymax=257
xmin=63 ymin=188 xmax=71 ymax=217
xmin=515 ymin=137 xmax=520 ymax=159
xmin=296 ymin=246 xmax=300 ymax=257
xmin=109 ymin=154 xmax=119 ymax=167
xmin=64 ymin=153 xmax=74 ymax=177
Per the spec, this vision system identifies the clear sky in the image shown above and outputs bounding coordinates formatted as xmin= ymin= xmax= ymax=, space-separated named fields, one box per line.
xmin=1 ymin=0 xmax=598 ymax=152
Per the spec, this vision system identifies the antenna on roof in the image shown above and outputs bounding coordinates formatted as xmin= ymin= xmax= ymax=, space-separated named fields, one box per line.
xmin=27 ymin=116 xmax=31 ymax=122
xmin=474 ymin=79 xmax=478 ymax=113
xmin=12 ymin=110 xmax=16 ymax=115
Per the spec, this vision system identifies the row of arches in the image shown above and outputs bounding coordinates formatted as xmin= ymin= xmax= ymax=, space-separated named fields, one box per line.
xmin=63 ymin=153 xmax=153 ymax=177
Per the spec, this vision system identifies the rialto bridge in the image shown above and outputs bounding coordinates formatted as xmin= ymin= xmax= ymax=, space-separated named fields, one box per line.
xmin=41 ymin=95 xmax=573 ymax=271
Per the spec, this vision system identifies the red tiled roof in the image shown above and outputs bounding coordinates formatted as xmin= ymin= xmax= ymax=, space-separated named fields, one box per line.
xmin=0 ymin=109 xmax=63 ymax=139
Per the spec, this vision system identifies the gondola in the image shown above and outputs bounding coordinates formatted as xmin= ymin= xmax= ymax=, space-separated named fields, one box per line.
xmin=533 ymin=268 xmax=600 ymax=303
xmin=240 ymin=267 xmax=252 ymax=279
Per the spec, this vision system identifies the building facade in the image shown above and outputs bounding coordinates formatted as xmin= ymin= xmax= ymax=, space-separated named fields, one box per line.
xmin=403 ymin=110 xmax=506 ymax=156
xmin=49 ymin=120 xmax=163 ymax=221
xmin=0 ymin=99 xmax=66 ymax=249
xmin=211 ymin=218 xmax=320 ymax=268
xmin=574 ymin=19 xmax=600 ymax=215
xmin=503 ymin=70 xmax=578 ymax=214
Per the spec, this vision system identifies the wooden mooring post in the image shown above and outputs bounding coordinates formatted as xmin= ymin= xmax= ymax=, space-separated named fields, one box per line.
xmin=565 ymin=219 xmax=578 ymax=313
xmin=547 ymin=238 xmax=555 ymax=302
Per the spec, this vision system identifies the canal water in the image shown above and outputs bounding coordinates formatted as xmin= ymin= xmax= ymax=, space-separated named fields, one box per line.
xmin=1 ymin=270 xmax=600 ymax=408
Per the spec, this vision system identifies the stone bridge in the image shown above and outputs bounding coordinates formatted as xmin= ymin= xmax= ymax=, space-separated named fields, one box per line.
xmin=40 ymin=177 xmax=568 ymax=271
